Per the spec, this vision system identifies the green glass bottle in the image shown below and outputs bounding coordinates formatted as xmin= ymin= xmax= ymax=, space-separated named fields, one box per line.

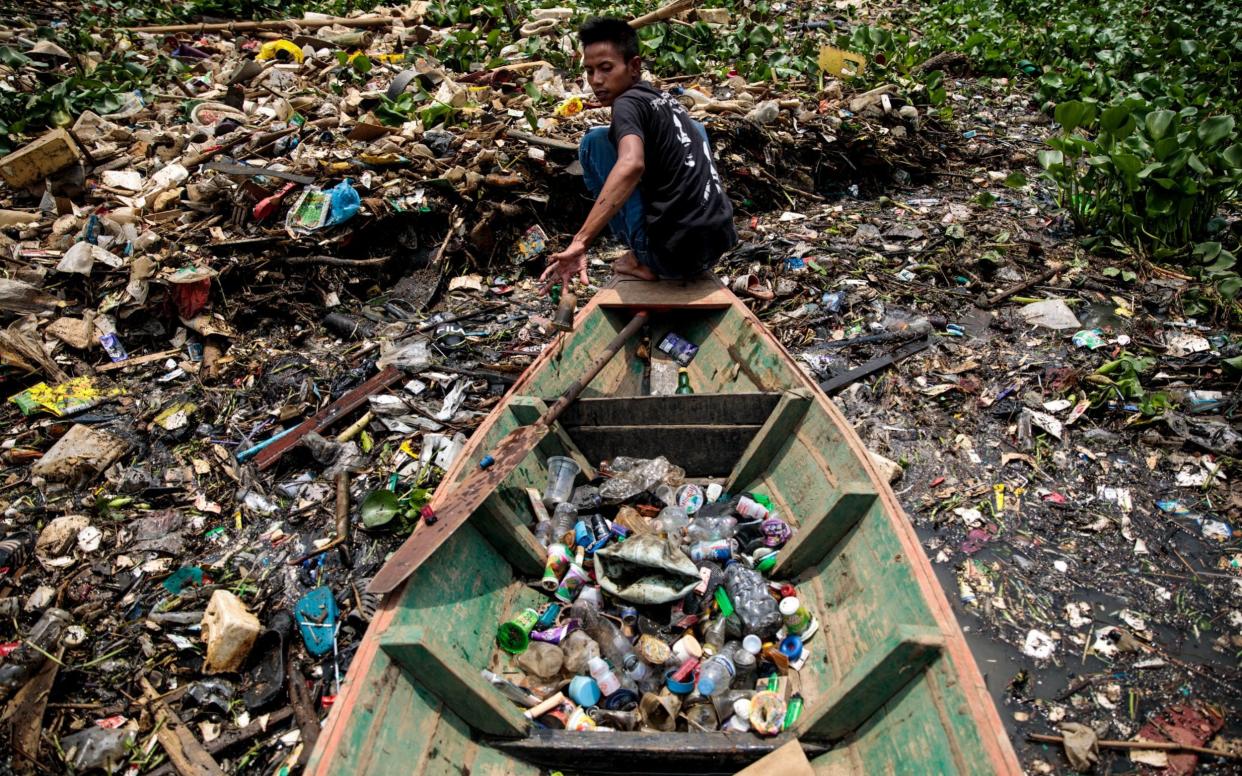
xmin=676 ymin=368 xmax=694 ymax=395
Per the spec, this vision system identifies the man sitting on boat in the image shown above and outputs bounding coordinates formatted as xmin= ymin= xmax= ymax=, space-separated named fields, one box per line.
xmin=540 ymin=16 xmax=738 ymax=287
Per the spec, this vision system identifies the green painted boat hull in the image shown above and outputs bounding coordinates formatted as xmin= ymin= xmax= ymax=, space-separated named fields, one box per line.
xmin=307 ymin=277 xmax=1021 ymax=775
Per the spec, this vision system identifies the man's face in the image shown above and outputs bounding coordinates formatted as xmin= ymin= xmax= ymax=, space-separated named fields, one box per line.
xmin=583 ymin=41 xmax=640 ymax=107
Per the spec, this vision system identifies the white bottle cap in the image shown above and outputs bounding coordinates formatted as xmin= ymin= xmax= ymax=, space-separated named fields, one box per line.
xmin=779 ymin=596 xmax=801 ymax=616
xmin=742 ymin=634 xmax=763 ymax=655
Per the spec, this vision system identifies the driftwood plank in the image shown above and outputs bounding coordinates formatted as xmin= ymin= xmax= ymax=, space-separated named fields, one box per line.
xmin=2 ymin=646 xmax=61 ymax=773
xmin=797 ymin=624 xmax=944 ymax=741
xmin=508 ymin=396 xmax=597 ymax=480
xmin=724 ymin=388 xmax=812 ymax=493
xmin=774 ymin=489 xmax=877 ymax=577
xmin=383 ymin=640 xmax=528 ymax=738
xmin=140 ymin=676 xmax=226 ymax=776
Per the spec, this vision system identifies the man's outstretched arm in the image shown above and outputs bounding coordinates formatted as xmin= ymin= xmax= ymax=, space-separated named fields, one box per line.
xmin=541 ymin=134 xmax=645 ymax=289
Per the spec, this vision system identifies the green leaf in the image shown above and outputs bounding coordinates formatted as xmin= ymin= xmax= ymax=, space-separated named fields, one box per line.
xmin=1224 ymin=355 xmax=1242 ymax=371
xmin=1003 ymin=171 xmax=1027 ymax=188
xmin=1197 ymin=115 xmax=1235 ymax=146
xmin=352 ymin=55 xmax=372 ymax=75
xmin=1223 ymin=145 xmax=1242 ymax=169
xmin=0 ymin=46 xmax=32 ymax=67
xmin=1054 ymin=100 xmax=1089 ymax=132
xmin=1100 ymin=105 xmax=1130 ymax=132
xmin=1111 ymin=153 xmax=1142 ymax=177
xmin=1037 ymin=149 xmax=1064 ymax=169
xmin=1195 ymin=242 xmax=1223 ymax=263
xmin=1144 ymin=109 xmax=1176 ymax=141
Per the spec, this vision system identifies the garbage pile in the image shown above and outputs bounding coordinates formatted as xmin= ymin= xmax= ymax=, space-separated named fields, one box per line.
xmin=489 ymin=454 xmax=813 ymax=735
xmin=0 ymin=7 xmax=947 ymax=772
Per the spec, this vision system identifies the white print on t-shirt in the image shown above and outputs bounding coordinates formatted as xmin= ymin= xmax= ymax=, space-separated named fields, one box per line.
xmin=646 ymin=92 xmax=725 ymax=202
xmin=701 ymin=138 xmax=723 ymax=202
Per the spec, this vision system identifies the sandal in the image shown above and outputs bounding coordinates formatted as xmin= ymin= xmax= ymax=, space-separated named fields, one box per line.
xmin=243 ymin=610 xmax=293 ymax=711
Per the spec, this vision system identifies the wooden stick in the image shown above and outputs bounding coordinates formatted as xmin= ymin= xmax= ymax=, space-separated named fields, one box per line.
xmin=504 ymin=128 xmax=579 ymax=152
xmin=95 ymin=348 xmax=182 ymax=372
xmin=143 ymin=708 xmax=295 ymax=776
xmin=287 ymin=663 xmax=320 ymax=769
xmin=278 ymin=254 xmax=392 ymax=268
xmin=127 ymin=14 xmax=409 ymax=35
xmin=139 ymin=676 xmax=226 ymax=776
xmin=630 ymin=0 xmax=698 ymax=28
xmin=976 ymin=263 xmax=1062 ymax=308
xmin=1028 ymin=733 xmax=1240 ymax=760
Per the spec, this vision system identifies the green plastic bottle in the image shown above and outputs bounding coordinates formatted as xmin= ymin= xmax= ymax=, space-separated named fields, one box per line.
xmin=675 ymin=368 xmax=693 ymax=395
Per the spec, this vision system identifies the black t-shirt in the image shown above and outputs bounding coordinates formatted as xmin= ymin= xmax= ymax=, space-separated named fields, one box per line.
xmin=610 ymin=82 xmax=737 ymax=261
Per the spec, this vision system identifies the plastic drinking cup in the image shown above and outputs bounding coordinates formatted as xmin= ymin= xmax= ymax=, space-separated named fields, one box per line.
xmin=543 ymin=456 xmax=581 ymax=508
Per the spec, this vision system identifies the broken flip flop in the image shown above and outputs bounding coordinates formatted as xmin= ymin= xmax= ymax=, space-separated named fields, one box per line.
xmin=294 ymin=586 xmax=339 ymax=658
xmin=243 ymin=610 xmax=293 ymax=711
xmin=731 ymin=273 xmax=775 ymax=302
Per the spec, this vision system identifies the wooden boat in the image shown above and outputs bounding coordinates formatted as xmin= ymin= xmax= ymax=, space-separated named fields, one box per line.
xmin=306 ymin=276 xmax=1022 ymax=775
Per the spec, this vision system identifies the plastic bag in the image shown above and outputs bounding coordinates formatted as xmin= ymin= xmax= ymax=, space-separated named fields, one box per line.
xmin=593 ymin=534 xmax=699 ymax=604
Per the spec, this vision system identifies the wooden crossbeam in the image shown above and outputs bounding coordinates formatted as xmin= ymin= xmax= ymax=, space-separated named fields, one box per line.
xmin=797 ymin=624 xmax=944 ymax=741
xmin=773 ymin=489 xmax=877 ymax=577
xmin=724 ymin=388 xmax=812 ymax=493
xmin=382 ymin=639 xmax=529 ymax=738
xmin=470 ymin=493 xmax=546 ymax=576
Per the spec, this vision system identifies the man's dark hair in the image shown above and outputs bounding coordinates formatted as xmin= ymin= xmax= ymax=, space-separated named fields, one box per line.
xmin=579 ymin=17 xmax=640 ymax=61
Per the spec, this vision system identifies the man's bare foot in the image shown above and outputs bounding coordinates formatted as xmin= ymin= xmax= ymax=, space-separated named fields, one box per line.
xmin=613 ymin=250 xmax=658 ymax=281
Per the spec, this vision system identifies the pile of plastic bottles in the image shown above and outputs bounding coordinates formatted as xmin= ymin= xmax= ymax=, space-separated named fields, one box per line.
xmin=485 ymin=456 xmax=816 ymax=735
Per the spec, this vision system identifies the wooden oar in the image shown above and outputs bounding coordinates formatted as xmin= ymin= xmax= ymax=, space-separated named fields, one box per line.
xmin=368 ymin=310 xmax=650 ymax=595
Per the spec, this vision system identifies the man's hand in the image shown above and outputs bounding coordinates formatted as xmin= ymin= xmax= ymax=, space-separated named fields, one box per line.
xmin=540 ymin=240 xmax=590 ymax=292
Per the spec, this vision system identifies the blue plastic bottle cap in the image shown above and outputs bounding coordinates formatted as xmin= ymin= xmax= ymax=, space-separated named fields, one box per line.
xmin=779 ymin=635 xmax=803 ymax=662
xmin=568 ymin=675 xmax=601 ymax=707
xmin=664 ymin=668 xmax=694 ymax=694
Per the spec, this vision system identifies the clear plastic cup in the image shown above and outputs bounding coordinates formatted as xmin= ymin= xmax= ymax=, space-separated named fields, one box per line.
xmin=543 ymin=456 xmax=581 ymax=507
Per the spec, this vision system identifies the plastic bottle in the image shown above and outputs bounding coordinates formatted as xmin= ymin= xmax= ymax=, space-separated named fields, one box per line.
xmin=779 ymin=596 xmax=813 ymax=635
xmin=589 ymin=657 xmax=621 ymax=696
xmin=655 ymin=506 xmax=689 ymax=536
xmin=534 ymin=519 xmax=553 ymax=547
xmin=695 ymin=654 xmax=735 ymax=697
xmin=702 ymin=617 xmax=727 ymax=655
xmin=0 ymin=608 xmax=71 ymax=702
xmin=675 ymin=368 xmax=694 ymax=394
xmin=481 ymin=669 xmax=540 ymax=706
xmin=578 ymin=603 xmax=651 ymax=687
xmin=724 ymin=562 xmax=782 ymax=637
xmin=733 ymin=648 xmax=758 ymax=689
xmin=690 ymin=539 xmax=734 ymax=563
xmin=552 ymin=502 xmax=578 ymax=537
xmin=686 ymin=516 xmax=737 ymax=543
